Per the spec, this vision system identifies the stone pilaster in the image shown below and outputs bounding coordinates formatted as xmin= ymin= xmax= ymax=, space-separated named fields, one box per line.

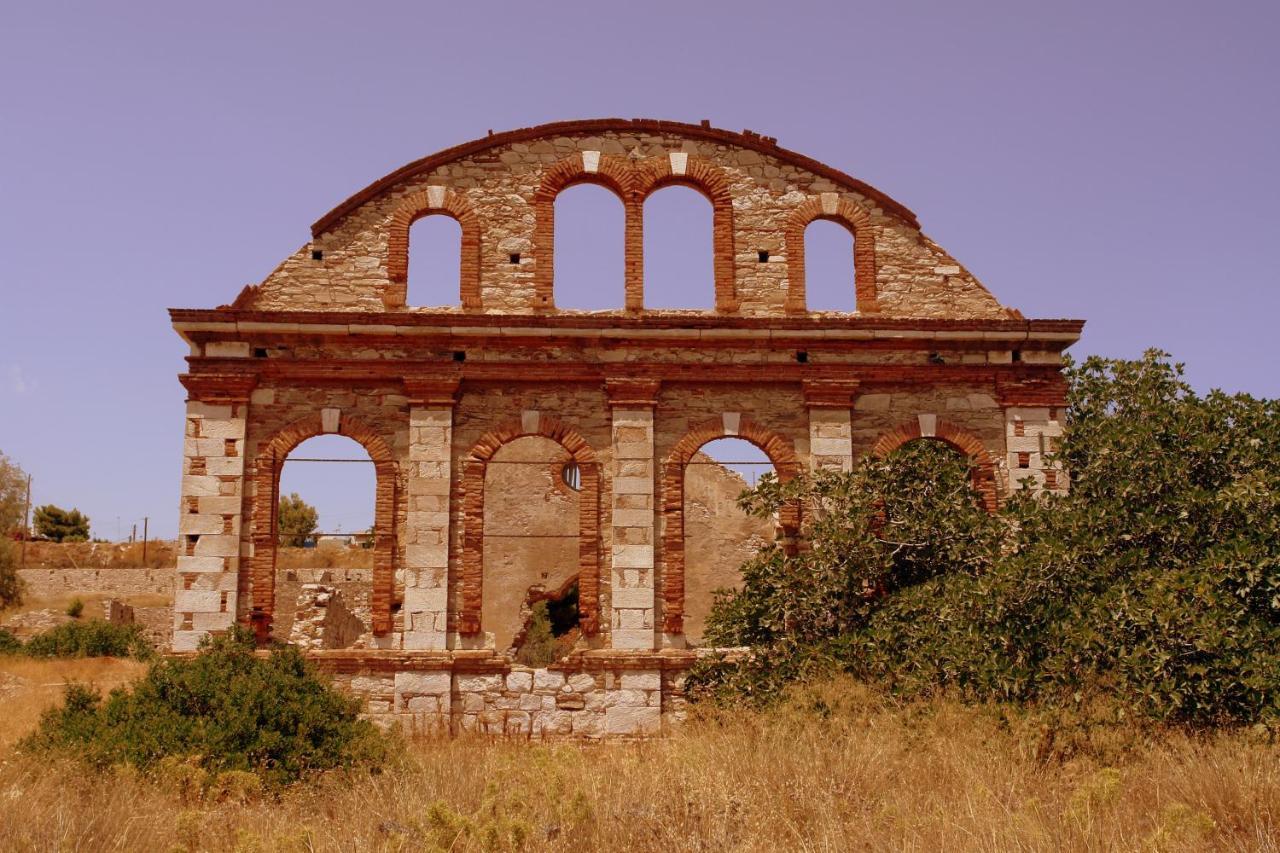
xmin=173 ymin=373 xmax=256 ymax=652
xmin=803 ymin=379 xmax=859 ymax=472
xmin=997 ymin=376 xmax=1069 ymax=496
xmin=606 ymin=379 xmax=660 ymax=650
xmin=402 ymin=377 xmax=459 ymax=650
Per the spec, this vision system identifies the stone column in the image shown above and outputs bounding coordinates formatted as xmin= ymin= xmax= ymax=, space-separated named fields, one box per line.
xmin=802 ymin=379 xmax=859 ymax=472
xmin=401 ymin=377 xmax=459 ymax=650
xmin=173 ymin=374 xmax=256 ymax=652
xmin=606 ymin=379 xmax=660 ymax=650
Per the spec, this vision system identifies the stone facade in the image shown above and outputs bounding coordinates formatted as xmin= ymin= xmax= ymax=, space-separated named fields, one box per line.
xmin=169 ymin=118 xmax=1082 ymax=736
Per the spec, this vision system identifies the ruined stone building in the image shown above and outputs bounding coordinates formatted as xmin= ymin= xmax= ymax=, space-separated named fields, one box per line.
xmin=170 ymin=118 xmax=1082 ymax=736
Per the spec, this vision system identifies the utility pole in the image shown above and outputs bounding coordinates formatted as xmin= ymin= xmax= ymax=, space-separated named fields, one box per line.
xmin=20 ymin=474 xmax=31 ymax=568
xmin=142 ymin=517 xmax=149 ymax=564
xmin=131 ymin=523 xmax=136 ymax=544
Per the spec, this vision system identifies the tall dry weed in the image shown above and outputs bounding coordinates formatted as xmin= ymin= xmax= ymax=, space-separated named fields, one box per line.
xmin=0 ymin=675 xmax=1276 ymax=851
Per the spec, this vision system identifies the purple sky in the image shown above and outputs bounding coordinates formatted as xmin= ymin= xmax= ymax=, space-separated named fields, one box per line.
xmin=1 ymin=1 xmax=1276 ymax=540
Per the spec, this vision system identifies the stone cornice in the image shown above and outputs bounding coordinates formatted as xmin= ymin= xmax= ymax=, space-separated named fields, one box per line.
xmin=403 ymin=374 xmax=462 ymax=407
xmin=801 ymin=378 xmax=861 ymax=408
xmin=179 ymin=372 xmax=257 ymax=403
xmin=605 ymin=378 xmax=662 ymax=408
xmin=996 ymin=375 xmax=1070 ymax=408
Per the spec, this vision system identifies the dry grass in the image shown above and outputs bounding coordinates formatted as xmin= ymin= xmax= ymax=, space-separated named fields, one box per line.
xmin=0 ymin=677 xmax=1276 ymax=851
xmin=275 ymin=544 xmax=373 ymax=571
xmin=0 ymin=656 xmax=148 ymax=750
xmin=19 ymin=540 xmax=177 ymax=570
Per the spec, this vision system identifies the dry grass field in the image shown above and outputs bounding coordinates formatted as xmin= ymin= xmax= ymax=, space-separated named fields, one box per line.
xmin=0 ymin=671 xmax=1276 ymax=852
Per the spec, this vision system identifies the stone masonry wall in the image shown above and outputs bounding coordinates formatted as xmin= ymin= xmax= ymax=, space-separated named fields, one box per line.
xmin=170 ymin=118 xmax=1082 ymax=737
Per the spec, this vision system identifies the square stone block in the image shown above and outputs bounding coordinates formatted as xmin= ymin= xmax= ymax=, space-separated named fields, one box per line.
xmin=604 ymin=705 xmax=660 ymax=735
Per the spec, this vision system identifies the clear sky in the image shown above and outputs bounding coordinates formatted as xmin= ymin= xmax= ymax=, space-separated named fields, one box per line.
xmin=1 ymin=0 xmax=1276 ymax=540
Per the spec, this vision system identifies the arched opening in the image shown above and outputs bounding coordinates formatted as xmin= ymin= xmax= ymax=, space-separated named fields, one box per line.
xmin=482 ymin=435 xmax=583 ymax=657
xmin=271 ymin=434 xmax=376 ymax=648
xmin=804 ymin=219 xmax=857 ymax=312
xmin=644 ymin=185 xmax=715 ymax=310
xmin=681 ymin=437 xmax=777 ymax=646
xmin=407 ymin=214 xmax=462 ymax=307
xmin=553 ymin=183 xmax=625 ymax=310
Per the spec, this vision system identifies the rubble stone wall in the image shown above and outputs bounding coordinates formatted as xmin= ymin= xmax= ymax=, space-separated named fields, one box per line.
xmin=242 ymin=119 xmax=1008 ymax=320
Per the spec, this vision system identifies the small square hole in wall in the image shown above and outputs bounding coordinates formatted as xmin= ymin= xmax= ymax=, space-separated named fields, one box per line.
xmin=795 ymin=350 xmax=809 ymax=363
xmin=253 ymin=348 xmax=268 ymax=359
xmin=452 ymin=350 xmax=466 ymax=363
xmin=1011 ymin=350 xmax=1023 ymax=363
xmin=186 ymin=535 xmax=199 ymax=556
xmin=311 ymin=249 xmax=323 ymax=261
xmin=758 ymin=250 xmax=770 ymax=263
xmin=509 ymin=253 xmax=521 ymax=265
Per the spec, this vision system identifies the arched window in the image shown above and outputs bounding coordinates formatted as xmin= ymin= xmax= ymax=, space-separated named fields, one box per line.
xmin=553 ymin=183 xmax=625 ymax=310
xmin=482 ymin=436 xmax=582 ymax=656
xmin=273 ymin=434 xmax=376 ymax=646
xmin=803 ymin=219 xmax=856 ymax=312
xmin=681 ymin=437 xmax=776 ymax=646
xmin=407 ymin=214 xmax=462 ymax=307
xmin=643 ymin=185 xmax=715 ymax=310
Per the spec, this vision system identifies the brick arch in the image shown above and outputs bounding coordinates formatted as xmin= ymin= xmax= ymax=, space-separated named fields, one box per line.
xmin=461 ymin=413 xmax=601 ymax=637
xmin=634 ymin=155 xmax=737 ymax=313
xmin=385 ymin=188 xmax=482 ymax=309
xmin=660 ymin=416 xmax=799 ymax=635
xmin=532 ymin=153 xmax=637 ymax=311
xmin=784 ymin=194 xmax=877 ymax=314
xmin=870 ymin=417 xmax=1001 ymax=512
xmin=247 ymin=413 xmax=398 ymax=643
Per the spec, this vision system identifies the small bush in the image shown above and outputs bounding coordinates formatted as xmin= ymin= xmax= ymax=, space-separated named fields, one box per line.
xmin=0 ymin=627 xmax=21 ymax=655
xmin=65 ymin=597 xmax=84 ymax=619
xmin=21 ymin=626 xmax=388 ymax=787
xmin=21 ymin=619 xmax=152 ymax=660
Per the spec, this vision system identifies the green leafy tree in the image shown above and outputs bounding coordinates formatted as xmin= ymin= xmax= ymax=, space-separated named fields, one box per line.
xmin=0 ymin=452 xmax=28 ymax=607
xmin=0 ymin=451 xmax=27 ymax=534
xmin=33 ymin=504 xmax=90 ymax=542
xmin=277 ymin=493 xmax=319 ymax=547
xmin=693 ymin=351 xmax=1280 ymax=727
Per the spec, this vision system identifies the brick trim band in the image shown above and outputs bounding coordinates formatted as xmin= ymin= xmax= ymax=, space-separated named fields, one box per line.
xmin=385 ymin=188 xmax=482 ymax=309
xmin=785 ymin=195 xmax=877 ymax=313
xmin=461 ymin=414 xmax=601 ymax=637
xmin=248 ymin=413 xmax=398 ymax=642
xmin=870 ymin=418 xmax=1001 ymax=512
xmin=660 ymin=417 xmax=799 ymax=635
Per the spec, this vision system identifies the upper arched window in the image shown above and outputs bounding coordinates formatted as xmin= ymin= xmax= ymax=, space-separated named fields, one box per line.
xmin=553 ymin=183 xmax=626 ymax=310
xmin=643 ymin=185 xmax=715 ymax=310
xmin=407 ymin=214 xmax=462 ymax=307
xmin=803 ymin=218 xmax=857 ymax=312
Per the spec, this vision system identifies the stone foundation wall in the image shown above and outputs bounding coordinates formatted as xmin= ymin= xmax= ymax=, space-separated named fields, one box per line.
xmin=18 ymin=568 xmax=172 ymax=599
xmin=322 ymin=651 xmax=689 ymax=738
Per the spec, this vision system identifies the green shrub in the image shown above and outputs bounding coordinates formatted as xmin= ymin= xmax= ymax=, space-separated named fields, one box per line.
xmin=65 ymin=597 xmax=84 ymax=619
xmin=21 ymin=626 xmax=388 ymax=787
xmin=0 ymin=536 xmax=22 ymax=609
xmin=21 ymin=619 xmax=152 ymax=660
xmin=692 ymin=352 xmax=1280 ymax=727
xmin=0 ymin=627 xmax=21 ymax=655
